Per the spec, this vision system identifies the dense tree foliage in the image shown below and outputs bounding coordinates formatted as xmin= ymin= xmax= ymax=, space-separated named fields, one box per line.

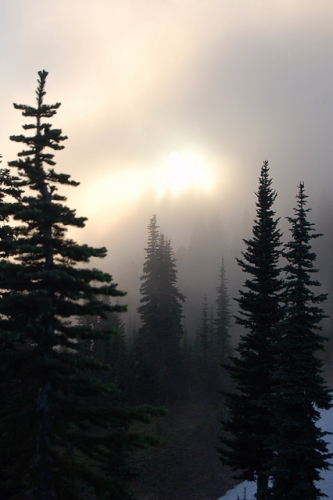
xmin=78 ymin=298 xmax=131 ymax=398
xmin=218 ymin=161 xmax=284 ymax=500
xmin=269 ymin=183 xmax=332 ymax=500
xmin=135 ymin=215 xmax=185 ymax=404
xmin=0 ymin=71 xmax=163 ymax=500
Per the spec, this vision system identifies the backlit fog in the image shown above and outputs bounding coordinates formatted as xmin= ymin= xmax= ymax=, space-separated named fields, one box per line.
xmin=2 ymin=0 xmax=333 ymax=339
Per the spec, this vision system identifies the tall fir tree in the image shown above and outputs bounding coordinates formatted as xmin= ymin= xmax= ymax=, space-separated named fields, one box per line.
xmin=218 ymin=161 xmax=284 ymax=500
xmin=199 ymin=292 xmax=210 ymax=354
xmin=135 ymin=215 xmax=185 ymax=404
xmin=269 ymin=183 xmax=332 ymax=500
xmin=137 ymin=215 xmax=160 ymax=332
xmin=193 ymin=293 xmax=212 ymax=397
xmin=209 ymin=257 xmax=232 ymax=400
xmin=0 ymin=71 xmax=163 ymax=500
xmin=214 ymin=256 xmax=232 ymax=361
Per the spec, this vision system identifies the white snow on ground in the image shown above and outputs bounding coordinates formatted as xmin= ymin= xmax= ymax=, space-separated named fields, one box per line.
xmin=218 ymin=407 xmax=333 ymax=500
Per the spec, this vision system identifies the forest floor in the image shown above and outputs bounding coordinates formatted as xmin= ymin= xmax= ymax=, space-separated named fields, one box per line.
xmin=130 ymin=397 xmax=236 ymax=500
xmin=130 ymin=364 xmax=333 ymax=500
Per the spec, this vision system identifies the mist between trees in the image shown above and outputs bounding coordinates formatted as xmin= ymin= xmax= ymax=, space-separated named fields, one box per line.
xmin=0 ymin=70 xmax=333 ymax=500
xmin=118 ymin=190 xmax=333 ymax=358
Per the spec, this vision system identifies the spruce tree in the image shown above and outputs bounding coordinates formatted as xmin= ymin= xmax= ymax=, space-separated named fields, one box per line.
xmin=135 ymin=215 xmax=185 ymax=404
xmin=218 ymin=161 xmax=283 ymax=500
xmin=214 ymin=256 xmax=232 ymax=361
xmin=137 ymin=214 xmax=160 ymax=335
xmin=269 ymin=183 xmax=332 ymax=500
xmin=193 ymin=293 xmax=212 ymax=397
xmin=199 ymin=292 xmax=210 ymax=354
xmin=157 ymin=233 xmax=185 ymax=348
xmin=209 ymin=257 xmax=232 ymax=400
xmin=0 ymin=71 xmax=163 ymax=500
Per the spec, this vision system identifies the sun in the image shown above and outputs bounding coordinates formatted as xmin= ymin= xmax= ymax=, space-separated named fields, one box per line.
xmin=157 ymin=150 xmax=213 ymax=196
xmin=74 ymin=150 xmax=215 ymax=232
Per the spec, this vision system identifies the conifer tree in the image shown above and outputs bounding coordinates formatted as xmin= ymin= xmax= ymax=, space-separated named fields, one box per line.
xmin=218 ymin=161 xmax=283 ymax=500
xmin=0 ymin=158 xmax=24 ymax=499
xmin=135 ymin=215 xmax=185 ymax=404
xmin=0 ymin=71 xmax=162 ymax=500
xmin=78 ymin=299 xmax=130 ymax=398
xmin=269 ymin=183 xmax=332 ymax=500
xmin=134 ymin=215 xmax=160 ymax=403
xmin=207 ymin=257 xmax=232 ymax=400
xmin=157 ymin=233 xmax=185 ymax=349
xmin=214 ymin=256 xmax=232 ymax=361
xmin=199 ymin=292 xmax=210 ymax=354
xmin=193 ymin=293 xmax=212 ymax=396
xmin=137 ymin=215 xmax=160 ymax=335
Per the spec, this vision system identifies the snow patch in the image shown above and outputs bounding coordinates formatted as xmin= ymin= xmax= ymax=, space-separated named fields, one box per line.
xmin=218 ymin=408 xmax=333 ymax=500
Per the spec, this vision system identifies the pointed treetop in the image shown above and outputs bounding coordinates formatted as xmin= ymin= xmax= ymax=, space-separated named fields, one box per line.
xmin=255 ymin=160 xmax=278 ymax=211
xmin=13 ymin=70 xmax=61 ymax=118
xmin=36 ymin=70 xmax=48 ymax=98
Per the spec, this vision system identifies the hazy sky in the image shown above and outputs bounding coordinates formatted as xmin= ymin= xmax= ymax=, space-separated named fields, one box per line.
xmin=2 ymin=0 xmax=333 ymax=283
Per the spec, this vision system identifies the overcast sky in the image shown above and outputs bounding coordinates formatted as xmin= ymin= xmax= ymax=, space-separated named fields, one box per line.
xmin=1 ymin=0 xmax=333 ymax=283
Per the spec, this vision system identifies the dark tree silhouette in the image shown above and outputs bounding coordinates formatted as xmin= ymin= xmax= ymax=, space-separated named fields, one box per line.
xmin=214 ymin=256 xmax=232 ymax=361
xmin=199 ymin=292 xmax=210 ymax=354
xmin=218 ymin=161 xmax=284 ymax=500
xmin=0 ymin=71 xmax=163 ymax=500
xmin=135 ymin=215 xmax=185 ymax=404
xmin=269 ymin=183 xmax=332 ymax=500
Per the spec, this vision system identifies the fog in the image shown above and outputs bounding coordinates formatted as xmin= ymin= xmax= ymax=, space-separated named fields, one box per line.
xmin=2 ymin=0 xmax=333 ymax=339
xmin=91 ymin=181 xmax=333 ymax=342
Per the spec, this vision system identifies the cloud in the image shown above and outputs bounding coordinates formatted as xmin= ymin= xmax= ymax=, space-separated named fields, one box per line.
xmin=2 ymin=0 xmax=333 ymax=244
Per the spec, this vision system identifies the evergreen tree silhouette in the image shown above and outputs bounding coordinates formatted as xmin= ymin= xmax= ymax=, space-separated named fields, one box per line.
xmin=218 ymin=161 xmax=283 ymax=500
xmin=0 ymin=71 xmax=163 ymax=500
xmin=136 ymin=215 xmax=185 ymax=404
xmin=270 ymin=183 xmax=332 ymax=500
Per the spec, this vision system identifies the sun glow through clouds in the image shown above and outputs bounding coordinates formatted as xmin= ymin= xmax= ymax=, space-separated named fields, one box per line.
xmin=76 ymin=150 xmax=216 ymax=231
xmin=157 ymin=151 xmax=213 ymax=197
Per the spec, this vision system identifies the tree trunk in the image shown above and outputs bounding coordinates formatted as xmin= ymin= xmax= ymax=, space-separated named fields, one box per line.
xmin=33 ymin=380 xmax=52 ymax=500
xmin=256 ymin=473 xmax=269 ymax=500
